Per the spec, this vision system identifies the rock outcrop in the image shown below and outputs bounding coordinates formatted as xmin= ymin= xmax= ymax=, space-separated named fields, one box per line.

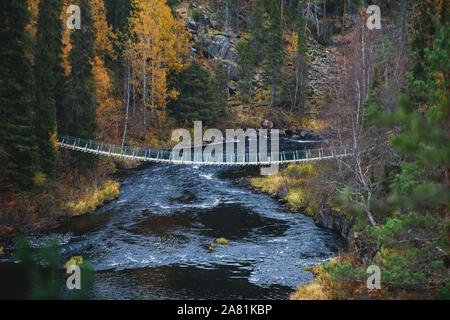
xmin=315 ymin=204 xmax=354 ymax=239
xmin=283 ymin=128 xmax=323 ymax=141
xmin=260 ymin=119 xmax=274 ymax=129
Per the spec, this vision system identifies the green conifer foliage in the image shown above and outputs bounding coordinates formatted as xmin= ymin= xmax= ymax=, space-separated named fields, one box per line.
xmin=14 ymin=235 xmax=95 ymax=299
xmin=264 ymin=0 xmax=284 ymax=106
xmin=62 ymin=0 xmax=98 ymax=140
xmin=0 ymin=0 xmax=40 ymax=191
xmin=34 ymin=0 xmax=65 ymax=179
xmin=169 ymin=61 xmax=223 ymax=125
xmin=237 ymin=40 xmax=256 ymax=104
xmin=281 ymin=1 xmax=308 ymax=111
xmin=250 ymin=0 xmax=267 ymax=62
xmin=213 ymin=63 xmax=229 ymax=113
xmin=409 ymin=1 xmax=448 ymax=88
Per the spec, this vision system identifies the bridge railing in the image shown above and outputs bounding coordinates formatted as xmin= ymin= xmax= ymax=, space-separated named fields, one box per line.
xmin=58 ymin=135 xmax=352 ymax=164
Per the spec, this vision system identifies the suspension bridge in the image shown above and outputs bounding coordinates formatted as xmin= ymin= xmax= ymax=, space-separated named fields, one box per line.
xmin=58 ymin=136 xmax=352 ymax=166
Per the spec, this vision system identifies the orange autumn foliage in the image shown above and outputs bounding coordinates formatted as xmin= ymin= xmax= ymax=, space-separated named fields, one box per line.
xmin=93 ymin=56 xmax=122 ymax=141
xmin=90 ymin=0 xmax=116 ymax=60
xmin=26 ymin=0 xmax=40 ymax=37
xmin=127 ymin=0 xmax=190 ymax=129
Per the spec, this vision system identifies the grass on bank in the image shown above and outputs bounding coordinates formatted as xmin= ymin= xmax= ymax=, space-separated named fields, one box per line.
xmin=64 ymin=180 xmax=119 ymax=216
xmin=291 ymin=256 xmax=388 ymax=300
xmin=250 ymin=163 xmax=328 ymax=216
xmin=290 ymin=262 xmax=337 ymax=300
xmin=0 ymin=157 xmax=121 ymax=235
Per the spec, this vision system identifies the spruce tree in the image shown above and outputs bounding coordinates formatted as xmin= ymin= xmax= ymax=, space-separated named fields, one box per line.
xmin=409 ymin=0 xmax=447 ymax=87
xmin=249 ymin=0 xmax=266 ymax=62
xmin=213 ymin=63 xmax=229 ymax=113
xmin=169 ymin=62 xmax=223 ymax=125
xmin=294 ymin=1 xmax=308 ymax=109
xmin=0 ymin=0 xmax=40 ymax=191
xmin=281 ymin=1 xmax=308 ymax=111
xmin=264 ymin=0 xmax=284 ymax=106
xmin=62 ymin=0 xmax=97 ymax=139
xmin=34 ymin=0 xmax=64 ymax=179
xmin=237 ymin=40 xmax=256 ymax=104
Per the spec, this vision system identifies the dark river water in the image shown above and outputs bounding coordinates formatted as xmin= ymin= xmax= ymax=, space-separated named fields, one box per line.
xmin=0 ymin=139 xmax=345 ymax=299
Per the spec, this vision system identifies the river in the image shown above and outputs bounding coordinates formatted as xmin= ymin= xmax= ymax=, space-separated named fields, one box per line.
xmin=0 ymin=139 xmax=345 ymax=299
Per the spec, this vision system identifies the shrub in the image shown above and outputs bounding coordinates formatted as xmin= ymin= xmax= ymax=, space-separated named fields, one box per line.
xmin=216 ymin=237 xmax=229 ymax=245
xmin=13 ymin=235 xmax=95 ymax=299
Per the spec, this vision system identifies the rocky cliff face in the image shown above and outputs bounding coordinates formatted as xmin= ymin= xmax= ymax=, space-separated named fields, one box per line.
xmin=176 ymin=0 xmax=339 ymax=120
xmin=176 ymin=1 xmax=240 ymax=80
xmin=315 ymin=204 xmax=354 ymax=239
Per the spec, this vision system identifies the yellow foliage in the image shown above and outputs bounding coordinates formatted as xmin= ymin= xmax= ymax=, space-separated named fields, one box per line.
xmin=50 ymin=130 xmax=59 ymax=150
xmin=250 ymin=175 xmax=285 ymax=194
xmin=90 ymin=0 xmax=116 ymax=60
xmin=26 ymin=0 xmax=40 ymax=37
xmin=250 ymin=163 xmax=322 ymax=214
xmin=64 ymin=256 xmax=83 ymax=268
xmin=93 ymin=57 xmax=122 ymax=141
xmin=33 ymin=172 xmax=47 ymax=187
xmin=290 ymin=264 xmax=335 ymax=300
xmin=286 ymin=188 xmax=306 ymax=208
xmin=291 ymin=259 xmax=343 ymax=300
xmin=216 ymin=237 xmax=229 ymax=245
xmin=126 ymin=0 xmax=190 ymax=122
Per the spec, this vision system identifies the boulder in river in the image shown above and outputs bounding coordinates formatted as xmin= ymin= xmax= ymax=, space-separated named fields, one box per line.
xmin=261 ymin=119 xmax=274 ymax=130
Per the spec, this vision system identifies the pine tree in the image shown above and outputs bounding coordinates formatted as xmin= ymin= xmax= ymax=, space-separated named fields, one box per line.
xmin=395 ymin=24 xmax=449 ymax=170
xmin=0 ymin=0 xmax=40 ymax=191
xmin=34 ymin=0 xmax=64 ymax=179
xmin=62 ymin=0 xmax=97 ymax=139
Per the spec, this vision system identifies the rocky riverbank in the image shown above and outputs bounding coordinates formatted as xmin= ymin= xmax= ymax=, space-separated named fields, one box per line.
xmin=234 ymin=176 xmax=353 ymax=242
